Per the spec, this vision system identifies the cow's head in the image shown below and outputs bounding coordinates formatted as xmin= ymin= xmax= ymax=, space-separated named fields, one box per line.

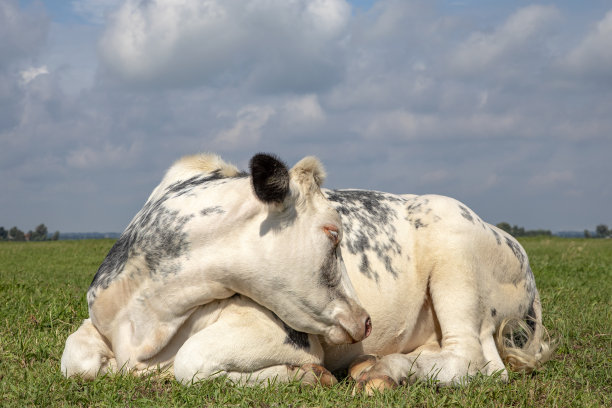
xmin=241 ymin=153 xmax=371 ymax=345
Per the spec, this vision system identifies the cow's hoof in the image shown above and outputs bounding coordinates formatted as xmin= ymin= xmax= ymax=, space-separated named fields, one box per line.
xmin=352 ymin=374 xmax=398 ymax=396
xmin=348 ymin=354 xmax=378 ymax=380
xmin=297 ymin=363 xmax=338 ymax=387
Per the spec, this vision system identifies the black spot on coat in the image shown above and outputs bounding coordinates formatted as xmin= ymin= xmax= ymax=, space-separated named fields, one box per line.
xmin=200 ymin=206 xmax=225 ymax=216
xmin=281 ymin=322 xmax=310 ymax=350
xmin=505 ymin=237 xmax=526 ymax=269
xmin=325 ymin=190 xmax=405 ymax=280
xmin=458 ymin=205 xmax=474 ymax=223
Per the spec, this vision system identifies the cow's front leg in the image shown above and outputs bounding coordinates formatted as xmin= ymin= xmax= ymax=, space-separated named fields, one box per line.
xmin=174 ymin=296 xmax=334 ymax=386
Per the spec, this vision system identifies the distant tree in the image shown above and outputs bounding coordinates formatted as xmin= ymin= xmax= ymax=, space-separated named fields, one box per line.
xmin=51 ymin=231 xmax=60 ymax=241
xmin=9 ymin=227 xmax=25 ymax=241
xmin=496 ymin=222 xmax=511 ymax=234
xmin=31 ymin=224 xmax=48 ymax=241
xmin=584 ymin=230 xmax=591 ymax=238
xmin=0 ymin=226 xmax=7 ymax=240
xmin=511 ymin=225 xmax=525 ymax=237
xmin=595 ymin=224 xmax=609 ymax=238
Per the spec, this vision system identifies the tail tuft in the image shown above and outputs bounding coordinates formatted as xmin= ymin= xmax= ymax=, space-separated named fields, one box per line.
xmin=495 ymin=293 xmax=556 ymax=373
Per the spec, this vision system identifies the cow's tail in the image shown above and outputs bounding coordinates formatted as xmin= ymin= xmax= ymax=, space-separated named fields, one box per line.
xmin=495 ymin=291 xmax=556 ymax=373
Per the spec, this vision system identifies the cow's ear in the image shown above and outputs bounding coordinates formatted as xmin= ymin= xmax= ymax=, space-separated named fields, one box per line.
xmin=250 ymin=153 xmax=290 ymax=204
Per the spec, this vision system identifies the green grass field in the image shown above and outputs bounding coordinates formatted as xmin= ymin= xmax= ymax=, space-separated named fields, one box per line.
xmin=0 ymin=237 xmax=610 ymax=407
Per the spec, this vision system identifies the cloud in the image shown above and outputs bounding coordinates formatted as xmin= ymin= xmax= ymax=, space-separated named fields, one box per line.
xmin=421 ymin=169 xmax=451 ymax=184
xmin=98 ymin=0 xmax=350 ymax=91
xmin=0 ymin=1 xmax=49 ymax=132
xmin=528 ymin=170 xmax=574 ymax=188
xmin=19 ymin=65 xmax=49 ymax=84
xmin=0 ymin=0 xmax=49 ymax=68
xmin=213 ymin=105 xmax=276 ymax=149
xmin=562 ymin=10 xmax=612 ymax=80
xmin=449 ymin=5 xmax=561 ymax=75
xmin=283 ymin=95 xmax=325 ymax=123
xmin=66 ymin=141 xmax=143 ymax=169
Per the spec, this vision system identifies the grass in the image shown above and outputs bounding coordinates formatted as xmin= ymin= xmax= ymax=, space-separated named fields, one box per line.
xmin=0 ymin=237 xmax=610 ymax=407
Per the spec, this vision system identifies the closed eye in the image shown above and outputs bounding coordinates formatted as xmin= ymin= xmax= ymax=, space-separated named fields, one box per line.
xmin=323 ymin=225 xmax=341 ymax=246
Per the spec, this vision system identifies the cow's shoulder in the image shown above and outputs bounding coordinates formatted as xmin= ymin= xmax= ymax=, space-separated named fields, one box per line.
xmin=87 ymin=154 xmax=247 ymax=307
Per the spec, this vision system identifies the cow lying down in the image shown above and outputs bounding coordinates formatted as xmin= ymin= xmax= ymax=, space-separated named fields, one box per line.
xmin=61 ymin=153 xmax=553 ymax=394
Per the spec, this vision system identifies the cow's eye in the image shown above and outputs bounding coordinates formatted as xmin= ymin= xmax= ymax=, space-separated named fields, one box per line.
xmin=323 ymin=225 xmax=340 ymax=246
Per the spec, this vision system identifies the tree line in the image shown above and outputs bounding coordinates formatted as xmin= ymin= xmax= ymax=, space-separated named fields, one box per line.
xmin=0 ymin=224 xmax=59 ymax=241
xmin=584 ymin=224 xmax=612 ymax=239
xmin=495 ymin=222 xmax=552 ymax=237
xmin=496 ymin=222 xmax=611 ymax=239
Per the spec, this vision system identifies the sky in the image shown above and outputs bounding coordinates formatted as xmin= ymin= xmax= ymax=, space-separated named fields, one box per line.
xmin=1 ymin=0 xmax=611 ymax=233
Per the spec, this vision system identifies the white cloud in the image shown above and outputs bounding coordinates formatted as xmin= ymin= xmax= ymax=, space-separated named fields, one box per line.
xmin=562 ymin=10 xmax=612 ymax=79
xmin=284 ymin=95 xmax=325 ymax=123
xmin=361 ymin=109 xmax=522 ymax=142
xmin=66 ymin=141 xmax=143 ymax=169
xmin=450 ymin=5 xmax=561 ymax=74
xmin=19 ymin=65 xmax=49 ymax=84
xmin=98 ymin=0 xmax=350 ymax=91
xmin=213 ymin=105 xmax=276 ymax=149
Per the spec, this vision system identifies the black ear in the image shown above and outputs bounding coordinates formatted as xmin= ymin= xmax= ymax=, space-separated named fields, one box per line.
xmin=249 ymin=153 xmax=290 ymax=204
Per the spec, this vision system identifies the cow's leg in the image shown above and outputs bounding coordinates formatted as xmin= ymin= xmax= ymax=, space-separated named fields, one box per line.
xmin=480 ymin=321 xmax=508 ymax=380
xmin=353 ymin=258 xmax=497 ymax=393
xmin=61 ymin=319 xmax=117 ymax=379
xmin=353 ymin=328 xmax=508 ymax=395
xmin=174 ymin=299 xmax=333 ymax=386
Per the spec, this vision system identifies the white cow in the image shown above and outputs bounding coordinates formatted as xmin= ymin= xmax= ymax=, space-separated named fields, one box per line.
xmin=62 ymin=154 xmax=553 ymax=392
xmin=171 ymin=188 xmax=553 ymax=391
xmin=61 ymin=153 xmax=371 ymax=382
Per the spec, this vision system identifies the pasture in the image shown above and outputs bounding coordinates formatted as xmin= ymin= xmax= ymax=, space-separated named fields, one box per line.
xmin=0 ymin=237 xmax=610 ymax=407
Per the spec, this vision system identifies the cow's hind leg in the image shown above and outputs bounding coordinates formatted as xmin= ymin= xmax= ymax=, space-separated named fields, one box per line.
xmin=61 ymin=319 xmax=116 ymax=379
xmin=174 ymin=298 xmax=332 ymax=386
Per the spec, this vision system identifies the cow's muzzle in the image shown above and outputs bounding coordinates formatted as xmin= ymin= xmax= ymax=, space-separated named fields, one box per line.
xmin=327 ymin=308 xmax=372 ymax=345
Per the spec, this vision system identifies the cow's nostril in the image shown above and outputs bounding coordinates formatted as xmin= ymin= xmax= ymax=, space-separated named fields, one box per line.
xmin=364 ymin=316 xmax=372 ymax=338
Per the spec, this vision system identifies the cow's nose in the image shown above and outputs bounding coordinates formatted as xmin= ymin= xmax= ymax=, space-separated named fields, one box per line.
xmin=364 ymin=316 xmax=372 ymax=339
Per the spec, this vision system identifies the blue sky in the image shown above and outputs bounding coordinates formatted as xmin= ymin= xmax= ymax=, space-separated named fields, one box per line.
xmin=2 ymin=0 xmax=611 ymax=233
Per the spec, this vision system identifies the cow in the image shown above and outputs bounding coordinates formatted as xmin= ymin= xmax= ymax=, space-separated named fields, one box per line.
xmin=62 ymin=153 xmax=553 ymax=393
xmin=61 ymin=153 xmax=372 ymax=382
xmin=170 ymin=188 xmax=553 ymax=392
